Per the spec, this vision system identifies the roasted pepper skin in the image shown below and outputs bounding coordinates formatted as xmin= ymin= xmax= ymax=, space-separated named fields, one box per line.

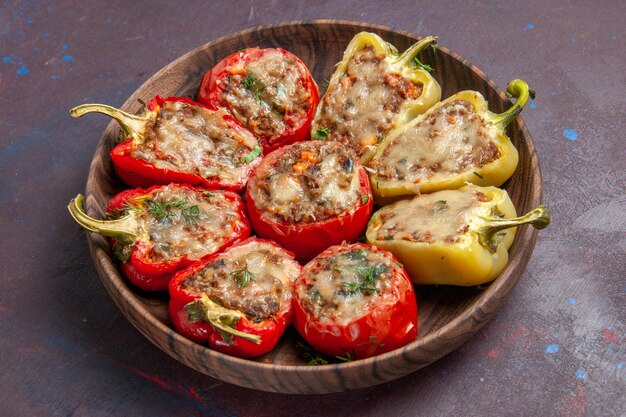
xmin=68 ymin=184 xmax=251 ymax=291
xmin=197 ymin=47 xmax=320 ymax=154
xmin=366 ymin=184 xmax=550 ymax=286
xmin=311 ymin=32 xmax=441 ymax=162
xmin=71 ymin=96 xmax=262 ymax=192
xmin=292 ymin=243 xmax=418 ymax=359
xmin=168 ymin=238 xmax=300 ymax=358
xmin=245 ymin=143 xmax=374 ymax=261
xmin=369 ymin=80 xmax=532 ymax=204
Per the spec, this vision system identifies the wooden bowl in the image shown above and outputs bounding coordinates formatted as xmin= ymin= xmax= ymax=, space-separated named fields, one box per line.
xmin=83 ymin=20 xmax=543 ymax=394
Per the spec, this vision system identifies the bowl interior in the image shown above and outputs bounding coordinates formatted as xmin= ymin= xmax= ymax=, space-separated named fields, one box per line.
xmin=84 ymin=20 xmax=542 ymax=394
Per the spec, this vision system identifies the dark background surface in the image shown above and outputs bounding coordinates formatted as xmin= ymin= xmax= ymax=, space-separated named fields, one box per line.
xmin=1 ymin=1 xmax=624 ymax=416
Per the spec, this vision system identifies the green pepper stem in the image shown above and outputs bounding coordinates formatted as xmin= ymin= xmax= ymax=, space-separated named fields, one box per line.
xmin=491 ymin=79 xmax=534 ymax=127
xmin=70 ymin=103 xmax=150 ymax=139
xmin=395 ymin=36 xmax=438 ymax=67
xmin=67 ymin=194 xmax=145 ymax=242
xmin=184 ymin=296 xmax=261 ymax=345
xmin=478 ymin=206 xmax=550 ymax=252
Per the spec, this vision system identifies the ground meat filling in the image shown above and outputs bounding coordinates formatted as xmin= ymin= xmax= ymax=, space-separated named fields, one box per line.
xmin=217 ymin=50 xmax=312 ymax=139
xmin=370 ymin=100 xmax=501 ymax=183
xmin=250 ymin=142 xmax=361 ymax=224
xmin=180 ymin=242 xmax=299 ymax=322
xmin=313 ymin=44 xmax=423 ymax=156
xmin=131 ymin=101 xmax=260 ymax=186
xmin=113 ymin=186 xmax=245 ymax=262
xmin=297 ymin=248 xmax=397 ymax=324
xmin=375 ymin=190 xmax=493 ymax=244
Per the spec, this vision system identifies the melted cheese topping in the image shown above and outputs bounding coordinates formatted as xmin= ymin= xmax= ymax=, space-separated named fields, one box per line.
xmin=131 ymin=101 xmax=260 ymax=187
xmin=374 ymin=189 xmax=492 ymax=243
xmin=217 ymin=50 xmax=312 ymax=139
xmin=313 ymin=44 xmax=422 ymax=156
xmin=249 ymin=141 xmax=361 ymax=224
xmin=117 ymin=185 xmax=245 ymax=262
xmin=297 ymin=247 xmax=398 ymax=325
xmin=181 ymin=241 xmax=300 ymax=322
xmin=370 ymin=100 xmax=500 ymax=183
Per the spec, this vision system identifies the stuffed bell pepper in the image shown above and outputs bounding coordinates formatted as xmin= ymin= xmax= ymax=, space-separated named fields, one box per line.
xmin=366 ymin=184 xmax=550 ymax=286
xmin=246 ymin=140 xmax=373 ymax=261
xmin=311 ymin=32 xmax=441 ymax=162
xmin=368 ymin=79 xmax=533 ymax=203
xmin=169 ymin=237 xmax=301 ymax=358
xmin=293 ymin=243 xmax=417 ymax=360
xmin=68 ymin=184 xmax=251 ymax=291
xmin=198 ymin=47 xmax=319 ymax=153
xmin=70 ymin=96 xmax=263 ymax=191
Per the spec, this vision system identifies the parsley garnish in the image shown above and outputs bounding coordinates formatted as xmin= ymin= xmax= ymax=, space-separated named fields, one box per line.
xmin=202 ymin=191 xmax=215 ymax=197
xmin=473 ymin=171 xmax=484 ymax=179
xmin=241 ymin=145 xmax=262 ymax=164
xmin=413 ymin=57 xmax=433 ymax=72
xmin=243 ymin=74 xmax=256 ymax=89
xmin=313 ymin=126 xmax=330 ymax=141
xmin=231 ymin=267 xmax=256 ymax=289
xmin=361 ymin=195 xmax=370 ymax=205
xmin=436 ymin=200 xmax=447 ymax=204
xmin=336 ymin=352 xmax=354 ymax=362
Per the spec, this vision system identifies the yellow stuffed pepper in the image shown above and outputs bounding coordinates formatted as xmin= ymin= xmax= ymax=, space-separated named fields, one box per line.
xmin=366 ymin=184 xmax=549 ymax=286
xmin=311 ymin=32 xmax=441 ymax=162
xmin=368 ymin=79 xmax=533 ymax=204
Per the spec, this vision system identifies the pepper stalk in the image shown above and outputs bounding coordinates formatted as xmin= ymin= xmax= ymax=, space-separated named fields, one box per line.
xmin=70 ymin=103 xmax=152 ymax=143
xmin=478 ymin=206 xmax=550 ymax=252
xmin=184 ymin=295 xmax=262 ymax=345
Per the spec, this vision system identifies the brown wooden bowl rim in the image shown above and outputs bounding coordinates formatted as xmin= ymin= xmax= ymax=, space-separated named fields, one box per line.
xmin=84 ymin=19 xmax=542 ymax=390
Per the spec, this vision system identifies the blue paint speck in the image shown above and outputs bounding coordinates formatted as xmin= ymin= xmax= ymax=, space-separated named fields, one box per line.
xmin=611 ymin=34 xmax=619 ymax=40
xmin=16 ymin=67 xmax=29 ymax=75
xmin=15 ymin=30 xmax=25 ymax=36
xmin=50 ymin=75 xmax=60 ymax=80
xmin=43 ymin=31 xmax=49 ymax=38
xmin=2 ymin=56 xmax=11 ymax=63
xmin=617 ymin=362 xmax=623 ymax=370
xmin=27 ymin=18 xmax=33 ymax=24
xmin=525 ymin=23 xmax=535 ymax=30
xmin=563 ymin=129 xmax=578 ymax=141
xmin=571 ymin=36 xmax=577 ymax=44
xmin=62 ymin=55 xmax=74 ymax=62
xmin=569 ymin=297 xmax=576 ymax=305
xmin=575 ymin=369 xmax=587 ymax=380
xmin=62 ymin=43 xmax=69 ymax=49
xmin=545 ymin=344 xmax=560 ymax=354
xmin=529 ymin=102 xmax=536 ymax=109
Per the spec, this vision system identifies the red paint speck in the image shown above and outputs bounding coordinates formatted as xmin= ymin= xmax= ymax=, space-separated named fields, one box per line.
xmin=487 ymin=326 xmax=526 ymax=358
xmin=603 ymin=330 xmax=622 ymax=344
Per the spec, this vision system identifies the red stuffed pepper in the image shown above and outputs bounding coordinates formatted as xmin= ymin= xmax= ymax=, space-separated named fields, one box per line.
xmin=197 ymin=47 xmax=319 ymax=153
xmin=293 ymin=243 xmax=417 ymax=360
xmin=68 ymin=184 xmax=251 ymax=291
xmin=70 ymin=96 xmax=263 ymax=191
xmin=246 ymin=141 xmax=373 ymax=261
xmin=168 ymin=237 xmax=301 ymax=358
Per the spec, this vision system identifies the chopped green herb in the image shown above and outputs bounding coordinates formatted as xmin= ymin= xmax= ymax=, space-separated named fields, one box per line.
xmin=297 ymin=342 xmax=330 ymax=366
xmin=361 ymin=195 xmax=370 ymax=205
xmin=231 ymin=267 xmax=256 ymax=289
xmin=473 ymin=171 xmax=484 ymax=179
xmin=313 ymin=126 xmax=330 ymax=141
xmin=435 ymin=200 xmax=447 ymax=204
xmin=338 ymin=263 xmax=390 ymax=295
xmin=181 ymin=204 xmax=200 ymax=226
xmin=335 ymin=352 xmax=354 ymax=362
xmin=144 ymin=198 xmax=200 ymax=226
xmin=308 ymin=357 xmax=329 ymax=366
xmin=269 ymin=315 xmax=278 ymax=323
xmin=202 ymin=191 xmax=215 ymax=197
xmin=243 ymin=74 xmax=256 ymax=89
xmin=241 ymin=145 xmax=262 ymax=164
xmin=254 ymin=87 xmax=264 ymax=102
xmin=413 ymin=57 xmax=433 ymax=72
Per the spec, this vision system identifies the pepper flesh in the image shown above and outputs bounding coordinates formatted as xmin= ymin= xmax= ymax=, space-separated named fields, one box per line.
xmin=197 ymin=47 xmax=320 ymax=154
xmin=365 ymin=184 xmax=550 ymax=286
xmin=292 ymin=243 xmax=417 ymax=359
xmin=168 ymin=237 xmax=301 ymax=358
xmin=70 ymin=96 xmax=262 ymax=191
xmin=245 ymin=141 xmax=373 ymax=261
xmin=67 ymin=184 xmax=251 ymax=291
xmin=368 ymin=79 xmax=533 ymax=204
xmin=311 ymin=32 xmax=441 ymax=162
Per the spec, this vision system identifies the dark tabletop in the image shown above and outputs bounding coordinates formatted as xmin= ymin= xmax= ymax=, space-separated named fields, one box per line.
xmin=1 ymin=1 xmax=624 ymax=416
